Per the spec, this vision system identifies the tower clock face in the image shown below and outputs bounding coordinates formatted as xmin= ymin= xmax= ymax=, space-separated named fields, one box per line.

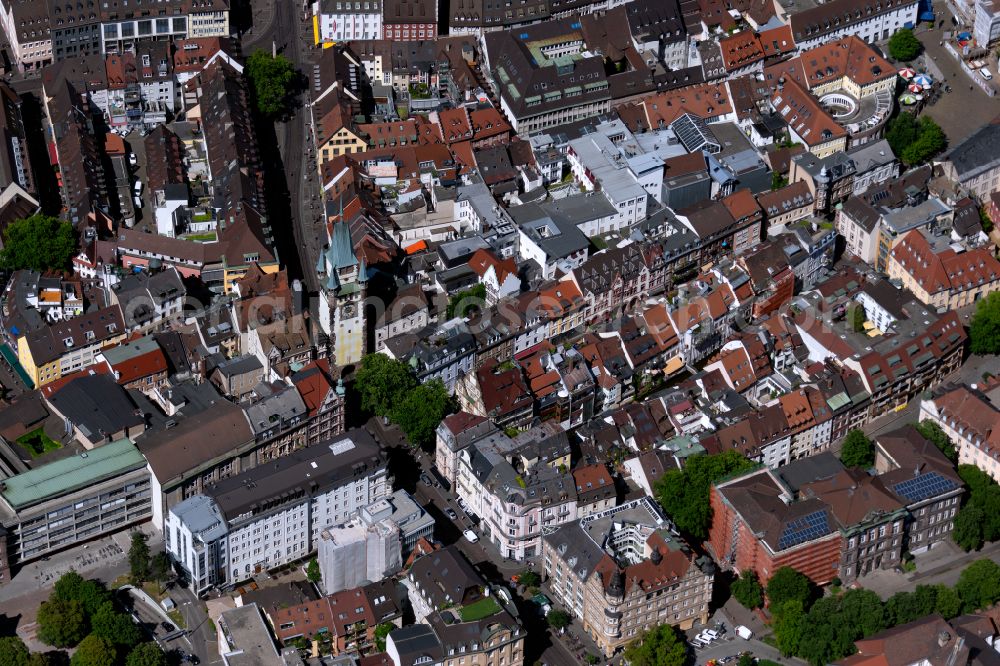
xmin=343 ymin=303 xmax=356 ymax=318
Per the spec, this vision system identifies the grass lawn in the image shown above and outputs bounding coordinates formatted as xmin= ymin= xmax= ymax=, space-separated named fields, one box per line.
xmin=167 ymin=609 xmax=186 ymax=629
xmin=459 ymin=597 xmax=502 ymax=622
xmin=185 ymin=232 xmax=217 ymax=242
xmin=16 ymin=428 xmax=61 ymax=458
xmin=192 ymin=212 xmax=213 ymax=222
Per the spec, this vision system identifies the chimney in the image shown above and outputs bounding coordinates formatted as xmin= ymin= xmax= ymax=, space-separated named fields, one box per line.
xmin=938 ymin=631 xmax=951 ymax=648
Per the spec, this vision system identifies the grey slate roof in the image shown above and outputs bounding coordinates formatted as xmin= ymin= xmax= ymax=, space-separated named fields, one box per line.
xmin=46 ymin=373 xmax=144 ymax=444
xmin=944 ymin=119 xmax=1000 ymax=181
xmin=204 ymin=428 xmax=386 ymax=522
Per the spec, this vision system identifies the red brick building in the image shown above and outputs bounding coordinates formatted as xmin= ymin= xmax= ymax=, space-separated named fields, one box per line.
xmin=382 ymin=0 xmax=438 ymax=40
xmin=708 ymin=467 xmax=835 ymax=586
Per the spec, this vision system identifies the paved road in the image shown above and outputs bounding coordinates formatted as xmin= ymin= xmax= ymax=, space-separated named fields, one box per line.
xmin=250 ymin=0 xmax=323 ymax=294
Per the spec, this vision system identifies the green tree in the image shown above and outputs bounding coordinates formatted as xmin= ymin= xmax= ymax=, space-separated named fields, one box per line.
xmin=53 ymin=573 xmax=111 ymax=618
xmin=772 ymin=600 xmax=806 ymax=656
xmin=731 ymin=570 xmax=764 ymax=609
xmin=150 ymin=552 xmax=172 ymax=593
xmin=37 ymin=598 xmax=88 ymax=648
xmin=69 ymin=635 xmax=115 ymax=666
xmin=980 ymin=205 xmax=994 ymax=234
xmin=27 ymin=654 xmax=65 ymax=666
xmin=901 ymin=117 xmax=946 ymax=166
xmin=957 ymin=559 xmax=1000 ymax=612
xmin=305 ymin=558 xmax=321 ymax=584
xmin=766 ymin=567 xmax=814 ymax=610
xmin=885 ymin=113 xmax=919 ymax=157
xmin=546 ymin=610 xmax=571 ymax=630
xmin=884 ymin=591 xmax=922 ymax=626
xmin=128 ymin=532 xmax=150 ymax=584
xmin=888 ymin=28 xmax=922 ymax=61
xmin=970 ymin=292 xmax=1000 ymax=355
xmin=245 ymin=50 xmax=297 ymax=119
xmin=518 ymin=570 xmax=540 ymax=588
xmin=124 ymin=643 xmax=168 ymax=666
xmin=0 ymin=636 xmax=30 ymax=666
xmin=848 ymin=303 xmax=866 ymax=333
xmin=953 ymin=464 xmax=1000 ymax=550
xmin=355 ymin=353 xmax=418 ymax=417
xmin=840 ymin=588 xmax=886 ymax=640
xmin=390 ymin=378 xmax=451 ymax=448
xmin=622 ymin=624 xmax=687 ymax=666
xmin=654 ymin=450 xmax=756 ymax=538
xmin=90 ymin=602 xmax=142 ymax=650
xmin=934 ymin=584 xmax=963 ymax=619
xmin=953 ymin=502 xmax=986 ymax=551
xmin=373 ymin=623 xmax=394 ymax=652
xmin=446 ymin=283 xmax=487 ymax=319
xmin=771 ymin=171 xmax=789 ymax=191
xmin=840 ymin=429 xmax=875 ymax=468
xmin=0 ymin=215 xmax=76 ymax=272
xmin=913 ymin=421 xmax=957 ymax=462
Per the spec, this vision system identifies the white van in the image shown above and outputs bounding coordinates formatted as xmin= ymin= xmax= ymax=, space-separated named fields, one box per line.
xmin=736 ymin=625 xmax=753 ymax=640
xmin=982 ymin=67 xmax=993 ymax=80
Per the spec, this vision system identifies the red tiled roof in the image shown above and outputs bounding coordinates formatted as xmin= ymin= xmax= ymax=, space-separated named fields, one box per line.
xmin=110 ymin=348 xmax=168 ymax=384
xmin=719 ymin=31 xmax=765 ymax=71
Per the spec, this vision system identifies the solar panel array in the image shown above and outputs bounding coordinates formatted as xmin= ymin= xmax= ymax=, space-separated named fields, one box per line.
xmin=778 ymin=510 xmax=830 ymax=550
xmin=893 ymin=471 xmax=959 ymax=503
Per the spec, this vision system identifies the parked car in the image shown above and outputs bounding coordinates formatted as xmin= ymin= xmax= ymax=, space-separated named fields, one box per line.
xmin=419 ymin=473 xmax=432 ymax=487
xmin=445 ymin=508 xmax=458 ymax=520
xmin=457 ymin=497 xmax=469 ymax=512
xmin=463 ymin=529 xmax=479 ymax=543
xmin=690 ymin=638 xmax=705 ymax=649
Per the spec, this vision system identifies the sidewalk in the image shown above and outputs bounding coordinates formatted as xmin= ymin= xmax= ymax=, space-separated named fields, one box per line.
xmin=863 ymin=539 xmax=1000 ymax=599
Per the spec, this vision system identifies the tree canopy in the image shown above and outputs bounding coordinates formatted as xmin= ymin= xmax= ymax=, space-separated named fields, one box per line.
xmin=731 ymin=570 xmax=764 ymax=609
xmin=53 ymin=572 xmax=111 ymax=618
xmin=913 ymin=420 xmax=956 ymax=462
xmin=69 ymin=635 xmax=115 ymax=666
xmin=654 ymin=450 xmax=756 ymax=538
xmin=956 ymin=559 xmax=1000 ymax=612
xmin=546 ymin=610 xmax=571 ymax=630
xmin=124 ymin=643 xmax=167 ymax=666
xmin=0 ymin=636 xmax=30 ymax=666
xmin=766 ymin=566 xmax=814 ymax=610
xmin=306 ymin=558 xmax=321 ymax=584
xmin=622 ymin=624 xmax=688 ymax=666
xmin=0 ymin=215 xmax=76 ymax=272
xmin=771 ymin=566 xmax=978 ymax=664
xmin=37 ymin=598 xmax=88 ymax=648
xmin=446 ymin=283 xmax=487 ymax=319
xmin=840 ymin=429 xmax=875 ymax=468
xmin=355 ymin=353 xmax=418 ymax=417
xmin=245 ymin=50 xmax=297 ymax=119
xmin=888 ymin=28 xmax=923 ymax=61
xmin=128 ymin=532 xmax=150 ymax=584
xmin=373 ymin=623 xmax=394 ymax=652
xmin=390 ymin=379 xmax=451 ymax=448
xmin=885 ymin=113 xmax=947 ymax=166
xmin=355 ymin=353 xmax=451 ymax=448
xmin=952 ymin=464 xmax=1000 ymax=551
xmin=970 ymin=292 xmax=1000 ymax=355
xmin=90 ymin=602 xmax=142 ymax=650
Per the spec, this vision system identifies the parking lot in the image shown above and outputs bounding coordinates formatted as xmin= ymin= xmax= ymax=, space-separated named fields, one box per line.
xmin=123 ymin=128 xmax=153 ymax=232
